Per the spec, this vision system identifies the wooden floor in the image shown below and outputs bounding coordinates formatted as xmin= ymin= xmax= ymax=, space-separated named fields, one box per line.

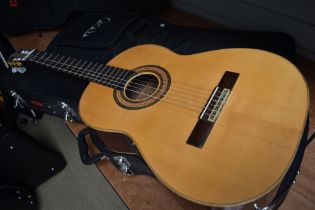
xmin=7 ymin=7 xmax=315 ymax=210
xmin=280 ymin=56 xmax=315 ymax=210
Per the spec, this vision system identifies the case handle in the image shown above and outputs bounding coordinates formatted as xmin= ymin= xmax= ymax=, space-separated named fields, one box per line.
xmin=77 ymin=128 xmax=108 ymax=165
xmin=77 ymin=128 xmax=133 ymax=170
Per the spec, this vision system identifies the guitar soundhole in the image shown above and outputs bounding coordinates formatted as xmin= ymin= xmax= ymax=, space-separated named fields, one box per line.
xmin=113 ymin=65 xmax=171 ymax=110
xmin=125 ymin=74 xmax=159 ymax=101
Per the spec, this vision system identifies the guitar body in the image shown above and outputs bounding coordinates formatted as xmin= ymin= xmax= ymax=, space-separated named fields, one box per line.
xmin=79 ymin=45 xmax=308 ymax=207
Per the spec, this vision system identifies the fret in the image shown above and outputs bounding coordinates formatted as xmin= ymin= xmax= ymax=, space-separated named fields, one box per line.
xmin=96 ymin=66 xmax=110 ymax=83
xmin=28 ymin=51 xmax=47 ymax=63
xmin=33 ymin=52 xmax=47 ymax=63
xmin=101 ymin=66 xmax=117 ymax=86
xmin=64 ymin=57 xmax=76 ymax=72
xmin=79 ymin=61 xmax=93 ymax=78
xmin=97 ymin=66 xmax=111 ymax=83
xmin=44 ymin=53 xmax=56 ymax=66
xmin=88 ymin=62 xmax=99 ymax=75
xmin=53 ymin=56 xmax=65 ymax=69
xmin=92 ymin=65 xmax=107 ymax=83
xmin=32 ymin=50 xmax=40 ymax=56
xmin=108 ymin=68 xmax=122 ymax=88
xmin=120 ymin=70 xmax=136 ymax=89
xmin=31 ymin=50 xmax=41 ymax=58
xmin=37 ymin=51 xmax=48 ymax=63
xmin=58 ymin=57 xmax=71 ymax=72
xmin=51 ymin=54 xmax=61 ymax=68
xmin=74 ymin=60 xmax=87 ymax=76
xmin=112 ymin=69 xmax=126 ymax=89
xmin=24 ymin=50 xmax=132 ymax=90
xmin=80 ymin=61 xmax=90 ymax=76
xmin=47 ymin=54 xmax=59 ymax=67
xmin=84 ymin=62 xmax=98 ymax=79
xmin=119 ymin=70 xmax=129 ymax=86
xmin=69 ymin=59 xmax=82 ymax=74
xmin=84 ymin=62 xmax=93 ymax=75
xmin=28 ymin=51 xmax=40 ymax=63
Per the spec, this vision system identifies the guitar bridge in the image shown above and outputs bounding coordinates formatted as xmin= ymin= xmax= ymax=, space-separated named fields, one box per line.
xmin=187 ymin=71 xmax=239 ymax=148
xmin=202 ymin=88 xmax=230 ymax=123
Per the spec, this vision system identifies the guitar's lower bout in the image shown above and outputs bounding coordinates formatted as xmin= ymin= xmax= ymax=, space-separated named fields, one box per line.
xmin=113 ymin=65 xmax=171 ymax=110
xmin=79 ymin=44 xmax=309 ymax=208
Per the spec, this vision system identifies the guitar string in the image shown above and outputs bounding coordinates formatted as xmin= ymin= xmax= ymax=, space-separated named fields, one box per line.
xmin=26 ymin=52 xmax=226 ymax=116
xmin=28 ymin=51 xmax=212 ymax=94
xmin=25 ymin=54 xmax=224 ymax=117
xmin=26 ymin=54 xmax=211 ymax=107
xmin=26 ymin=55 xmax=224 ymax=117
xmin=27 ymin=52 xmax=213 ymax=101
xmin=26 ymin=53 xmax=219 ymax=104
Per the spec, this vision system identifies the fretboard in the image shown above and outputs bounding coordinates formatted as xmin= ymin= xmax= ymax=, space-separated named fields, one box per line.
xmin=26 ymin=50 xmax=135 ymax=90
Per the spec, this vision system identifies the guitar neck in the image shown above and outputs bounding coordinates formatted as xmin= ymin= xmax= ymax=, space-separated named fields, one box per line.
xmin=25 ymin=50 xmax=135 ymax=90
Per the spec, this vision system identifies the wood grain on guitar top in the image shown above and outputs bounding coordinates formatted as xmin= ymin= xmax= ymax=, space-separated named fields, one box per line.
xmin=79 ymin=45 xmax=309 ymax=207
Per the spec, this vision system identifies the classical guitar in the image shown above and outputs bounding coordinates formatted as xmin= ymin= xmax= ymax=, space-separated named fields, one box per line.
xmin=8 ymin=45 xmax=308 ymax=209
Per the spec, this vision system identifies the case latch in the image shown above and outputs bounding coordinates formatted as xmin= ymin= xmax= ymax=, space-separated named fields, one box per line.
xmin=113 ymin=155 xmax=134 ymax=176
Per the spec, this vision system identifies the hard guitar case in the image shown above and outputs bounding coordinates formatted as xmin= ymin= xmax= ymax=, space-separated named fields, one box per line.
xmin=47 ymin=12 xmax=305 ymax=209
xmin=0 ymin=12 xmax=307 ymax=209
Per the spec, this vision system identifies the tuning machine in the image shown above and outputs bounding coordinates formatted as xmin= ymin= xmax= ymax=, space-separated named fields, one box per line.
xmin=7 ymin=60 xmax=26 ymax=73
xmin=6 ymin=49 xmax=34 ymax=73
xmin=11 ymin=67 xmax=27 ymax=74
xmin=60 ymin=101 xmax=75 ymax=122
xmin=10 ymin=90 xmax=26 ymax=109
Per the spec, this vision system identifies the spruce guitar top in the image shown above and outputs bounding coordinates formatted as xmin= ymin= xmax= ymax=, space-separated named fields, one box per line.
xmin=8 ymin=45 xmax=309 ymax=208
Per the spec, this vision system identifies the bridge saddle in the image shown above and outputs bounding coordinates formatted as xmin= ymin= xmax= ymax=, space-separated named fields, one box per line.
xmin=207 ymin=88 xmax=230 ymax=122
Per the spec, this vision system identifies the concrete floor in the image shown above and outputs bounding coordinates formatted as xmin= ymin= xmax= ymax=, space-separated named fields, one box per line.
xmin=25 ymin=115 xmax=127 ymax=210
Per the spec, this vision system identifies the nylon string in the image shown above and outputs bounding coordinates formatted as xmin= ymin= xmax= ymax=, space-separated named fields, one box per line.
xmin=26 ymin=52 xmax=225 ymax=117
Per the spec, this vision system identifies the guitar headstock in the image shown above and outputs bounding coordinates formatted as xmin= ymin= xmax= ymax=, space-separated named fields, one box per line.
xmin=7 ymin=49 xmax=34 ymax=73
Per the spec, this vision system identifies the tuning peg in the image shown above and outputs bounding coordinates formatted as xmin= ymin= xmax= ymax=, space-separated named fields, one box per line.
xmin=18 ymin=67 xmax=26 ymax=73
xmin=11 ymin=67 xmax=18 ymax=73
xmin=11 ymin=67 xmax=26 ymax=74
xmin=21 ymin=50 xmax=30 ymax=54
xmin=8 ymin=61 xmax=21 ymax=67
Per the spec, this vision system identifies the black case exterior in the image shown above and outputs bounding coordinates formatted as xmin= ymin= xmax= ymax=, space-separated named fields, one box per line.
xmin=0 ymin=0 xmax=169 ymax=34
xmin=0 ymin=12 xmax=296 ymax=107
xmin=48 ymin=12 xmax=296 ymax=62
xmin=0 ymin=111 xmax=66 ymax=190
